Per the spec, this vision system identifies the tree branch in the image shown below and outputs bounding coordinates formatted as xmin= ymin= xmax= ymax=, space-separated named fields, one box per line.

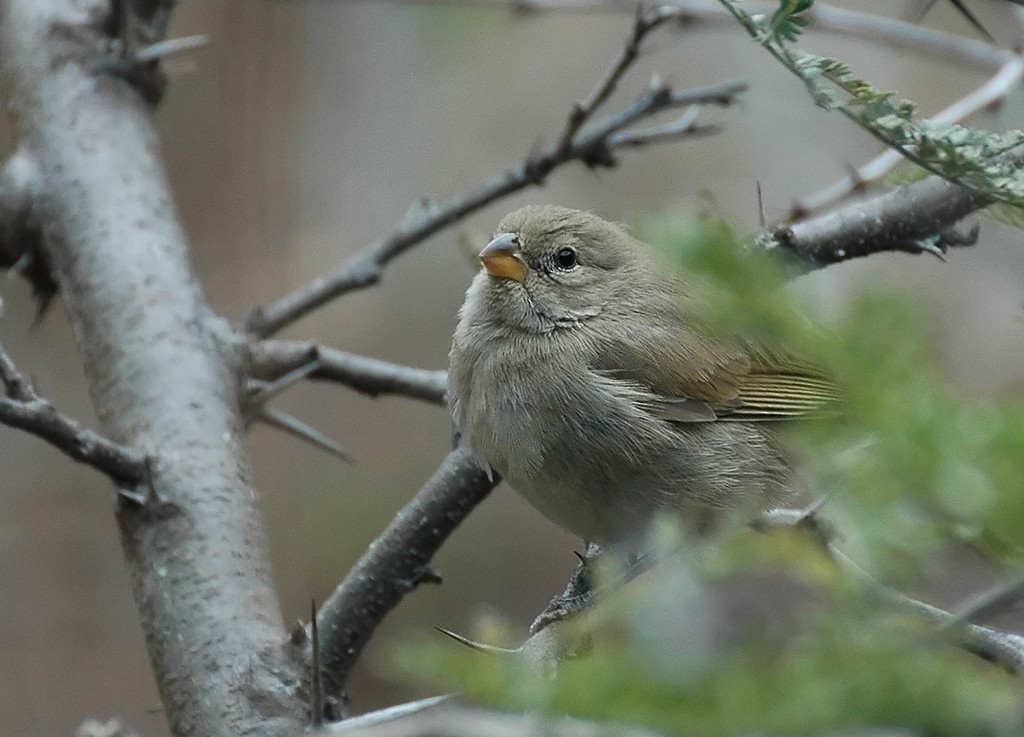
xmin=1 ymin=2 xmax=306 ymax=735
xmin=760 ymin=159 xmax=1000 ymax=270
xmin=758 ymin=507 xmax=1024 ymax=674
xmin=244 ymin=6 xmax=746 ymax=337
xmin=315 ymin=447 xmax=498 ymax=699
xmin=0 ymin=341 xmax=147 ymax=487
xmin=249 ymin=340 xmax=448 ymax=405
xmin=520 ymin=0 xmax=1016 ymax=71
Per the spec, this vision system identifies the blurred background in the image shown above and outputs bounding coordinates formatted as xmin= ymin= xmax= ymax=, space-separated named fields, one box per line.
xmin=3 ymin=0 xmax=1024 ymax=734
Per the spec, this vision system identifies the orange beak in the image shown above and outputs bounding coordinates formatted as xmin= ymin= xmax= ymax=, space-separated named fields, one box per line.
xmin=479 ymin=233 xmax=528 ymax=283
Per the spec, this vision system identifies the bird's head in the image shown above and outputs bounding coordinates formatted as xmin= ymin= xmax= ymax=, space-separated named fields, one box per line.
xmin=473 ymin=205 xmax=650 ymax=332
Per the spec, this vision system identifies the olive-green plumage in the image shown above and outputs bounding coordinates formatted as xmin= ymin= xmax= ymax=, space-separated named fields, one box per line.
xmin=448 ymin=206 xmax=835 ymax=547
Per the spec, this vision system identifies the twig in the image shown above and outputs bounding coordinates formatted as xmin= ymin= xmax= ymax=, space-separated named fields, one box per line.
xmin=941 ymin=573 xmax=1024 ymax=632
xmin=314 ymin=446 xmax=499 ymax=698
xmin=520 ymin=0 xmax=1014 ymax=70
xmin=0 ymin=341 xmax=147 ymax=487
xmin=249 ymin=340 xmax=448 ymax=405
xmin=758 ymin=507 xmax=1024 ymax=674
xmin=831 ymin=546 xmax=1024 ymax=673
xmin=793 ymin=53 xmax=1024 ymax=216
xmin=244 ymin=10 xmax=746 ymax=336
xmin=552 ymin=4 xmax=675 ymax=153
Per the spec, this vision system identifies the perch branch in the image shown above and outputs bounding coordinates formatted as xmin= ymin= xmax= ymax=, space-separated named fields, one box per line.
xmin=245 ymin=6 xmax=746 ymax=336
xmin=0 ymin=341 xmax=147 ymax=486
xmin=315 ymin=446 xmax=499 ymax=698
xmin=249 ymin=340 xmax=448 ymax=405
xmin=755 ymin=147 xmax=1024 ymax=270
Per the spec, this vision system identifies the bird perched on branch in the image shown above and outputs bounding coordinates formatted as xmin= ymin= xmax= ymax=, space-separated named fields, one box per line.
xmin=448 ymin=206 xmax=837 ymax=549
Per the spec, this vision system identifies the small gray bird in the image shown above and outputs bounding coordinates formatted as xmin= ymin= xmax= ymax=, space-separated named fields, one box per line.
xmin=449 ymin=206 xmax=836 ymax=548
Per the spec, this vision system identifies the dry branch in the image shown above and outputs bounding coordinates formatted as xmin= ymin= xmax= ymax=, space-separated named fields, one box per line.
xmin=245 ymin=5 xmax=747 ymax=337
xmin=315 ymin=447 xmax=499 ymax=699
xmin=250 ymin=340 xmax=448 ymax=405
xmin=0 ymin=341 xmax=147 ymax=486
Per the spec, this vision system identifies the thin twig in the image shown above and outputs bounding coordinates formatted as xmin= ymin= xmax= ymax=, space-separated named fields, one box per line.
xmin=521 ymin=0 xmax=1015 ymax=70
xmin=244 ymin=13 xmax=746 ymax=337
xmin=552 ymin=4 xmax=675 ymax=153
xmin=758 ymin=507 xmax=1024 ymax=674
xmin=249 ymin=340 xmax=448 ymax=405
xmin=941 ymin=573 xmax=1024 ymax=632
xmin=314 ymin=446 xmax=499 ymax=698
xmin=0 ymin=341 xmax=147 ymax=487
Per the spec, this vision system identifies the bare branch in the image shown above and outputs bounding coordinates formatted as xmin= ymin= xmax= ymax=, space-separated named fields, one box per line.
xmin=759 ymin=150 xmax=1014 ymax=270
xmin=942 ymin=573 xmax=1024 ymax=631
xmin=245 ymin=11 xmax=747 ymax=337
xmin=759 ymin=507 xmax=1024 ymax=674
xmin=0 ymin=346 xmax=148 ymax=487
xmin=315 ymin=446 xmax=498 ymax=698
xmin=250 ymin=340 xmax=448 ymax=405
xmin=552 ymin=4 xmax=675 ymax=152
xmin=521 ymin=0 xmax=1015 ymax=71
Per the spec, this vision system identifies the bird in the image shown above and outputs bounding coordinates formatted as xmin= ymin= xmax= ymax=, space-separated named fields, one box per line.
xmin=448 ymin=205 xmax=837 ymax=549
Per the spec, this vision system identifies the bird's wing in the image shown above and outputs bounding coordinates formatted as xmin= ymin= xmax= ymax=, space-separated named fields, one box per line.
xmin=591 ymin=327 xmax=839 ymax=423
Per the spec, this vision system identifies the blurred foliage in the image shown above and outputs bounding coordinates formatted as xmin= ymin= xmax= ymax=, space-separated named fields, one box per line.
xmin=398 ymin=212 xmax=1024 ymax=735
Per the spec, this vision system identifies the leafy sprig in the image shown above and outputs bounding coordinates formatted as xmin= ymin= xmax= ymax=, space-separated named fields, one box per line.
xmin=719 ymin=0 xmax=1024 ymax=206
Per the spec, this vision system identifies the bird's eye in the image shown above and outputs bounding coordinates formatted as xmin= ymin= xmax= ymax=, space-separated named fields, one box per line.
xmin=554 ymin=247 xmax=578 ymax=270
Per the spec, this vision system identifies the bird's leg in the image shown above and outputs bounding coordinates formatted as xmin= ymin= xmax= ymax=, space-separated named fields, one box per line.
xmin=530 ymin=543 xmax=599 ymax=634
xmin=530 ymin=543 xmax=657 ymax=633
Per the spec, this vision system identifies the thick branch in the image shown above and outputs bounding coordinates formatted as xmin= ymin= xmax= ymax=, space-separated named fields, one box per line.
xmin=245 ymin=6 xmax=746 ymax=337
xmin=762 ymin=164 xmax=997 ymax=270
xmin=2 ymin=2 xmax=305 ymax=736
xmin=315 ymin=447 xmax=498 ymax=698
xmin=0 ymin=341 xmax=147 ymax=486
xmin=249 ymin=340 xmax=448 ymax=405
